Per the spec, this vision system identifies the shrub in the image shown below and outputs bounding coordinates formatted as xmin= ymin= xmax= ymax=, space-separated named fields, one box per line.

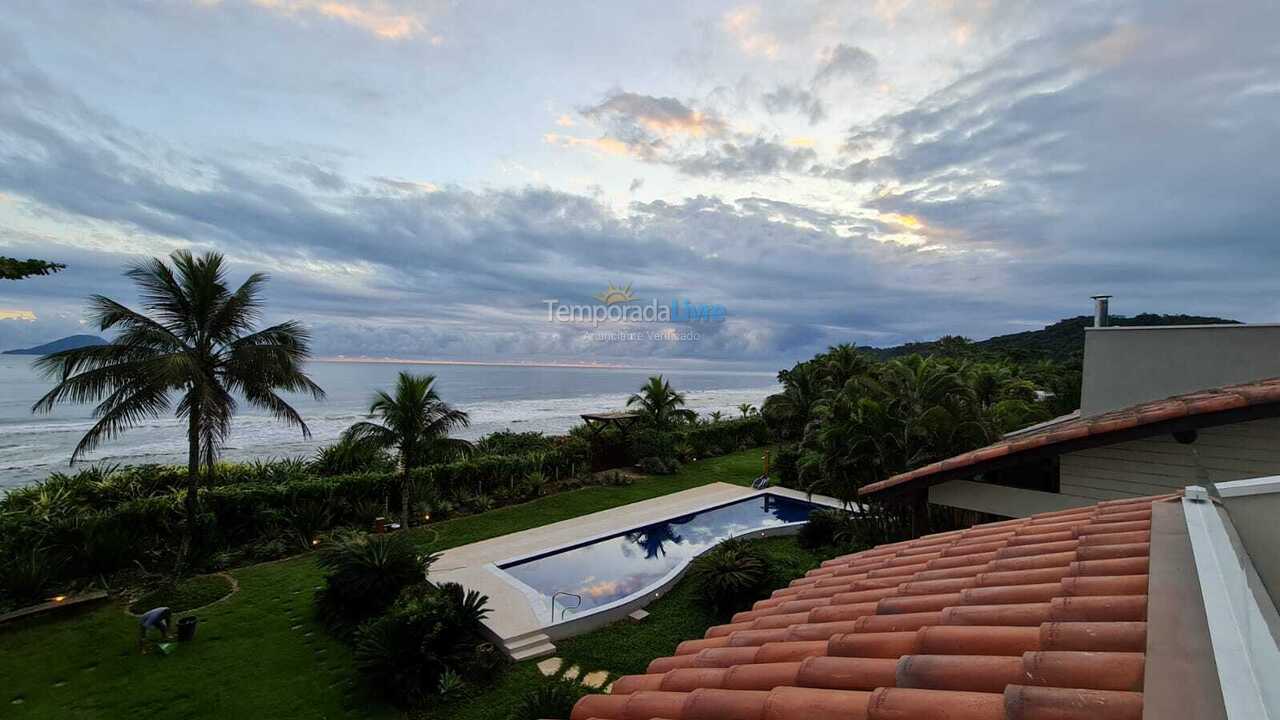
xmin=637 ymin=456 xmax=671 ymax=475
xmin=311 ymin=437 xmax=396 ymax=476
xmin=509 ymin=678 xmax=594 ymax=720
xmin=0 ymin=546 xmax=63 ymax=603
xmin=628 ymin=428 xmax=675 ymax=464
xmin=680 ymin=417 xmax=767 ymax=458
xmin=687 ymin=537 xmax=771 ymax=618
xmin=316 ymin=531 xmax=433 ymax=633
xmin=772 ymin=444 xmax=802 ymax=487
xmin=353 ymin=581 xmax=491 ymax=708
xmin=473 ymin=431 xmax=557 ymax=456
xmin=798 ymin=508 xmax=856 ymax=550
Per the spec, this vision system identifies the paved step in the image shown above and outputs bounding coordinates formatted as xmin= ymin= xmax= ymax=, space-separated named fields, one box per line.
xmin=503 ymin=631 xmax=557 ymax=661
xmin=509 ymin=640 xmax=557 ymax=661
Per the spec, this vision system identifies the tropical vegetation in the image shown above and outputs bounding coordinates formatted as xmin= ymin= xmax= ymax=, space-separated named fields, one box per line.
xmin=341 ymin=372 xmax=472 ymax=528
xmin=0 ymin=448 xmax=776 ymax=720
xmin=353 ymin=581 xmax=497 ymax=708
xmin=762 ymin=342 xmax=1076 ymax=515
xmin=315 ymin=531 xmax=432 ymax=634
xmin=31 ymin=250 xmax=324 ymax=524
xmin=0 ymin=256 xmax=65 ymax=280
xmin=626 ymin=374 xmax=696 ymax=429
xmin=687 ymin=536 xmax=771 ymax=618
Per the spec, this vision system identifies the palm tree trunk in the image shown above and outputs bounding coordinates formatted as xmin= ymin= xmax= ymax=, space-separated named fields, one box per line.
xmin=401 ymin=465 xmax=411 ymax=530
xmin=399 ymin=450 xmax=409 ymax=530
xmin=186 ymin=405 xmax=200 ymax=522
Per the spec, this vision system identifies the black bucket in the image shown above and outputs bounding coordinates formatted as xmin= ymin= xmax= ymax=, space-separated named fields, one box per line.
xmin=176 ymin=616 xmax=198 ymax=642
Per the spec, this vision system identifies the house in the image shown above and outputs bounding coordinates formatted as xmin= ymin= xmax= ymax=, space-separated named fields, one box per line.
xmin=573 ymin=485 xmax=1280 ymax=718
xmin=859 ymin=304 xmax=1280 ymax=521
xmin=570 ymin=303 xmax=1280 ymax=719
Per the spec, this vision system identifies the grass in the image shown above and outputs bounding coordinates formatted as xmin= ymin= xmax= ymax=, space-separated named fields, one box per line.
xmin=0 ymin=448 xmax=771 ymax=720
xmin=421 ymin=536 xmax=825 ymax=720
xmin=127 ymin=574 xmax=236 ymax=614
xmin=407 ymin=446 xmax=769 ymax=552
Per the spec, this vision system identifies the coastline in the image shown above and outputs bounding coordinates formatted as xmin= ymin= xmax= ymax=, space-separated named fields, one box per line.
xmin=313 ymin=356 xmax=635 ymax=370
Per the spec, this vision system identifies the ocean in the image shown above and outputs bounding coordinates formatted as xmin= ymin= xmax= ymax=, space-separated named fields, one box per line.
xmin=0 ymin=355 xmax=779 ymax=491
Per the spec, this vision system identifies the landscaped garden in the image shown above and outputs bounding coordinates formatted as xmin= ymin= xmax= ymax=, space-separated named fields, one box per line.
xmin=422 ymin=535 xmax=826 ymax=720
xmin=0 ymin=448 xmax=779 ymax=720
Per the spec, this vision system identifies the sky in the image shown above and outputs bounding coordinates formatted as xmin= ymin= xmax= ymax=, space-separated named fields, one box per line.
xmin=0 ymin=0 xmax=1277 ymax=369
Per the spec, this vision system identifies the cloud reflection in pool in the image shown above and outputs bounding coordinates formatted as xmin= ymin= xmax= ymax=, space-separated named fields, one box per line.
xmin=497 ymin=493 xmax=818 ymax=616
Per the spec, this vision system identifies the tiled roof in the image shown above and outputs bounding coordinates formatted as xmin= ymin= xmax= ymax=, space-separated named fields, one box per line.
xmin=571 ymin=493 xmax=1179 ymax=720
xmin=860 ymin=377 xmax=1280 ymax=498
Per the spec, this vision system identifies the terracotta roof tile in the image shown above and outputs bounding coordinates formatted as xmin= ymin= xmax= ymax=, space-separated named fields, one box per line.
xmin=860 ymin=377 xmax=1280 ymax=498
xmin=574 ymin=495 xmax=1175 ymax=720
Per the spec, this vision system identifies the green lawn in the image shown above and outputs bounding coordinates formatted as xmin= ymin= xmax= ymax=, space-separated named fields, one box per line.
xmin=0 ymin=448 xmax=771 ymax=720
xmin=421 ymin=536 xmax=824 ymax=720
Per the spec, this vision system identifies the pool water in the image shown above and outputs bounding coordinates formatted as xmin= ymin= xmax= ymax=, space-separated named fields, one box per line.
xmin=497 ymin=493 xmax=819 ymax=618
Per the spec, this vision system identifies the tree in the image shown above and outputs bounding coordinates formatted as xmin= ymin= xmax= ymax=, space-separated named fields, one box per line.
xmin=819 ymin=342 xmax=869 ymax=392
xmin=1 ymin=257 xmax=64 ymax=280
xmin=737 ymin=402 xmax=757 ymax=418
xmin=708 ymin=410 xmax=724 ymax=423
xmin=343 ymin=373 xmax=471 ymax=529
xmin=626 ymin=375 xmax=696 ymax=430
xmin=761 ymin=363 xmax=822 ymax=440
xmin=32 ymin=251 xmax=323 ymax=523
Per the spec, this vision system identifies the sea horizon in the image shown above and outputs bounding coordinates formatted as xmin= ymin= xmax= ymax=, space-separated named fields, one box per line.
xmin=0 ymin=355 xmax=779 ymax=491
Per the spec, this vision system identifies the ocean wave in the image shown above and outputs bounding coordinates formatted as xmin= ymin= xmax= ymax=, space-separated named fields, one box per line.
xmin=0 ymin=383 xmax=778 ymax=489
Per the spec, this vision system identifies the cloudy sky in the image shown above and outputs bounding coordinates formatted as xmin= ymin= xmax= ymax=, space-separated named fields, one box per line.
xmin=0 ymin=0 xmax=1277 ymax=368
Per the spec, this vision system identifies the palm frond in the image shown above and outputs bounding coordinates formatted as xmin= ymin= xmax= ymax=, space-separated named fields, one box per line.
xmin=71 ymin=382 xmax=173 ymax=463
xmin=208 ymin=272 xmax=266 ymax=341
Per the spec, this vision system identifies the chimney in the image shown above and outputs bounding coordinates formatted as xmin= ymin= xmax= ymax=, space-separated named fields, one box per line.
xmin=1091 ymin=295 xmax=1112 ymax=328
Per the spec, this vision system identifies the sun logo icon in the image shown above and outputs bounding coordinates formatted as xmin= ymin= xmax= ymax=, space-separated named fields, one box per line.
xmin=595 ymin=282 xmax=636 ymax=305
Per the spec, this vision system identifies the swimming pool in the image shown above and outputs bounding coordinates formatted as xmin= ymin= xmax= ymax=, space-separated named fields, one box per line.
xmin=496 ymin=492 xmax=819 ymax=620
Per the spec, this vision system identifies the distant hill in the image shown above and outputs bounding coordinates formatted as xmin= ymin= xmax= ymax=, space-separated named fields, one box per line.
xmin=867 ymin=314 xmax=1240 ymax=363
xmin=3 ymin=334 xmax=108 ymax=355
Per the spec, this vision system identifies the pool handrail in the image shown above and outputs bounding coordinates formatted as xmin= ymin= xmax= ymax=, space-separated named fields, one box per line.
xmin=551 ymin=590 xmax=582 ymax=622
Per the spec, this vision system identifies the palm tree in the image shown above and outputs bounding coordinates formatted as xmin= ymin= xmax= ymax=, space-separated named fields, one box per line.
xmin=627 ymin=375 xmax=696 ymax=430
xmin=33 ymin=251 xmax=323 ymax=522
xmin=343 ymin=373 xmax=471 ymax=528
xmin=819 ymin=342 xmax=868 ymax=393
xmin=737 ymin=402 xmax=757 ymax=418
xmin=761 ymin=363 xmax=822 ymax=439
xmin=708 ymin=410 xmax=724 ymax=423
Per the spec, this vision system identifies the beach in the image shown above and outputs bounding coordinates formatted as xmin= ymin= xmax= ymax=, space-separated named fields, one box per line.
xmin=0 ymin=356 xmax=778 ymax=490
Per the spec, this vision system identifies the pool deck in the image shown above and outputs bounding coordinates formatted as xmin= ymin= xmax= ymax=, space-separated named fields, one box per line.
xmin=429 ymin=482 xmax=841 ymax=657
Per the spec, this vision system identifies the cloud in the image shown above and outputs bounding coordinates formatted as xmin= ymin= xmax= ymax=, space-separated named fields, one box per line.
xmin=676 ymin=138 xmax=818 ymax=178
xmin=761 ymin=84 xmax=826 ymax=124
xmin=582 ymin=92 xmax=727 ymax=139
xmin=235 ymin=0 xmax=432 ymax=40
xmin=813 ymin=44 xmax=877 ymax=86
xmin=722 ymin=6 xmax=780 ymax=59
xmin=3 ymin=0 xmax=1280 ymax=366
xmin=566 ymin=91 xmax=817 ymax=179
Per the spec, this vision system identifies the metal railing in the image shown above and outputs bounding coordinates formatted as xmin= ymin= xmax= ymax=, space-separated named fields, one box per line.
xmin=550 ymin=591 xmax=582 ymax=622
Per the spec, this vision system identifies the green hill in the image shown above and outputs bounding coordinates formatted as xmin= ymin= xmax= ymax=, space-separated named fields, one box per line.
xmin=3 ymin=334 xmax=108 ymax=355
xmin=867 ymin=314 xmax=1239 ymax=363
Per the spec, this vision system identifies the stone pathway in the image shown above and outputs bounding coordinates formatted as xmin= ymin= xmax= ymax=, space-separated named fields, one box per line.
xmin=537 ymin=657 xmax=615 ymax=693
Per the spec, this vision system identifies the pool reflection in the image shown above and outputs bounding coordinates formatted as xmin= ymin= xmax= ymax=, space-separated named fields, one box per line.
xmin=498 ymin=494 xmax=817 ymax=616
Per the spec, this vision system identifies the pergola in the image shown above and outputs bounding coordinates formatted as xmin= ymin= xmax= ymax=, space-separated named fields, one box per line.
xmin=578 ymin=411 xmax=642 ymax=436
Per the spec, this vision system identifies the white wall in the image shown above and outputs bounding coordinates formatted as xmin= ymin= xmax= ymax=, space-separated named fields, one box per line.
xmin=1060 ymin=417 xmax=1280 ymax=501
xmin=1081 ymin=324 xmax=1280 ymax=416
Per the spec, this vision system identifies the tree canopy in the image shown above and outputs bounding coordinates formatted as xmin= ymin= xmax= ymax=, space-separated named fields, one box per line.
xmin=1 ymin=257 xmax=65 ymax=280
